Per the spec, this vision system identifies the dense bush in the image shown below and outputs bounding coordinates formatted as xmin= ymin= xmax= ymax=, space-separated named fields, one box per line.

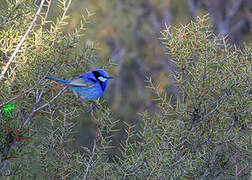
xmin=0 ymin=0 xmax=251 ymax=179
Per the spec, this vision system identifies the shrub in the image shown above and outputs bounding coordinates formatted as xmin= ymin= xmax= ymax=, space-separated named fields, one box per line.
xmin=0 ymin=0 xmax=251 ymax=178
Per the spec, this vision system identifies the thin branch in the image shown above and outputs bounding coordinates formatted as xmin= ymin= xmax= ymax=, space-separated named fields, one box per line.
xmin=147 ymin=152 xmax=162 ymax=180
xmin=83 ymin=137 xmax=97 ymax=180
xmin=23 ymin=86 xmax=67 ymax=126
xmin=43 ymin=0 xmax=52 ymax=22
xmin=62 ymin=0 xmax=72 ymax=21
xmin=146 ymin=77 xmax=175 ymax=111
xmin=202 ymin=96 xmax=225 ymax=120
xmin=0 ymin=87 xmax=34 ymax=108
xmin=200 ymin=146 xmax=221 ymax=180
xmin=0 ymin=60 xmax=58 ymax=108
xmin=124 ymin=124 xmax=132 ymax=154
xmin=237 ymin=163 xmax=248 ymax=176
xmin=0 ymin=0 xmax=46 ymax=80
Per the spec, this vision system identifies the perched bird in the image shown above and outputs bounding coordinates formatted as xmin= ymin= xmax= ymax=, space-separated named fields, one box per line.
xmin=45 ymin=69 xmax=113 ymax=100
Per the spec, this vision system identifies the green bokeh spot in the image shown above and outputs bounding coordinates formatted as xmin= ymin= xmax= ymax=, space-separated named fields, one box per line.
xmin=2 ymin=101 xmax=16 ymax=117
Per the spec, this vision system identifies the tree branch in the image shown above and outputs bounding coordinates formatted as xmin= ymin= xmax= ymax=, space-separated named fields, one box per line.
xmin=23 ymin=86 xmax=67 ymax=126
xmin=83 ymin=135 xmax=97 ymax=180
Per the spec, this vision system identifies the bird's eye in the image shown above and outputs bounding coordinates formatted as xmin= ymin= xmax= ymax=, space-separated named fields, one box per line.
xmin=98 ymin=76 xmax=107 ymax=82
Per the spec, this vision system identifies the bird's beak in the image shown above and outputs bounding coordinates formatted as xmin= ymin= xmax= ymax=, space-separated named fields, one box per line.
xmin=107 ymin=76 xmax=114 ymax=79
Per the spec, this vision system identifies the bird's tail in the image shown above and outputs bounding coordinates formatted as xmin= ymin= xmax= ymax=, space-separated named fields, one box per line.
xmin=45 ymin=76 xmax=70 ymax=85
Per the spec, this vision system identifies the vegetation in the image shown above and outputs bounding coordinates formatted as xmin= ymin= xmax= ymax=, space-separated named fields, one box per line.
xmin=0 ymin=0 xmax=251 ymax=179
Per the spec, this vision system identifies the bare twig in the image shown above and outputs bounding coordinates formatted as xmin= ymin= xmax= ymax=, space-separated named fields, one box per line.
xmin=83 ymin=136 xmax=97 ymax=180
xmin=124 ymin=124 xmax=132 ymax=154
xmin=43 ymin=0 xmax=52 ymax=22
xmin=202 ymin=96 xmax=225 ymax=120
xmin=0 ymin=60 xmax=57 ymax=108
xmin=23 ymin=86 xmax=67 ymax=126
xmin=237 ymin=163 xmax=248 ymax=177
xmin=62 ymin=0 xmax=72 ymax=21
xmin=146 ymin=77 xmax=175 ymax=111
xmin=0 ymin=87 xmax=34 ymax=108
xmin=200 ymin=146 xmax=221 ymax=180
xmin=0 ymin=0 xmax=46 ymax=80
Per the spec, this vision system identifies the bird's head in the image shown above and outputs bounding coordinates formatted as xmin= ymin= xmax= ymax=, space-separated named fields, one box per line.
xmin=92 ymin=69 xmax=113 ymax=91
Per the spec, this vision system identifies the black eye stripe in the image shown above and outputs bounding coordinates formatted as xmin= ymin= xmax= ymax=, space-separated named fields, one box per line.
xmin=92 ymin=71 xmax=105 ymax=91
xmin=92 ymin=71 xmax=102 ymax=79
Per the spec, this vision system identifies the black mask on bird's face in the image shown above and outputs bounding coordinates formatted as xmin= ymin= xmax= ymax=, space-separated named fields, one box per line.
xmin=92 ymin=70 xmax=113 ymax=91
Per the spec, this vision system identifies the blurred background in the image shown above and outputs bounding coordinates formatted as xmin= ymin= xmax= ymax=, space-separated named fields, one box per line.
xmin=47 ymin=0 xmax=252 ymax=150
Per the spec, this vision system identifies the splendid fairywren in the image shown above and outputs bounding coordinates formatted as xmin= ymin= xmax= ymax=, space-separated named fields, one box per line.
xmin=45 ymin=69 xmax=113 ymax=100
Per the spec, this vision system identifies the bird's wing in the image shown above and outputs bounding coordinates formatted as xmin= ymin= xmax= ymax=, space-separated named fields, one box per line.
xmin=69 ymin=78 xmax=95 ymax=87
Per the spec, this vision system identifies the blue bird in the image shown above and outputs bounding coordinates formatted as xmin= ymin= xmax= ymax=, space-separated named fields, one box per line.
xmin=45 ymin=69 xmax=113 ymax=100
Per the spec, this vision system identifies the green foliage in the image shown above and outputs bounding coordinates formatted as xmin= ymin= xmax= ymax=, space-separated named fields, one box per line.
xmin=0 ymin=1 xmax=251 ymax=179
xmin=131 ymin=15 xmax=251 ymax=179
xmin=102 ymin=15 xmax=251 ymax=179
xmin=0 ymin=0 xmax=114 ymax=178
